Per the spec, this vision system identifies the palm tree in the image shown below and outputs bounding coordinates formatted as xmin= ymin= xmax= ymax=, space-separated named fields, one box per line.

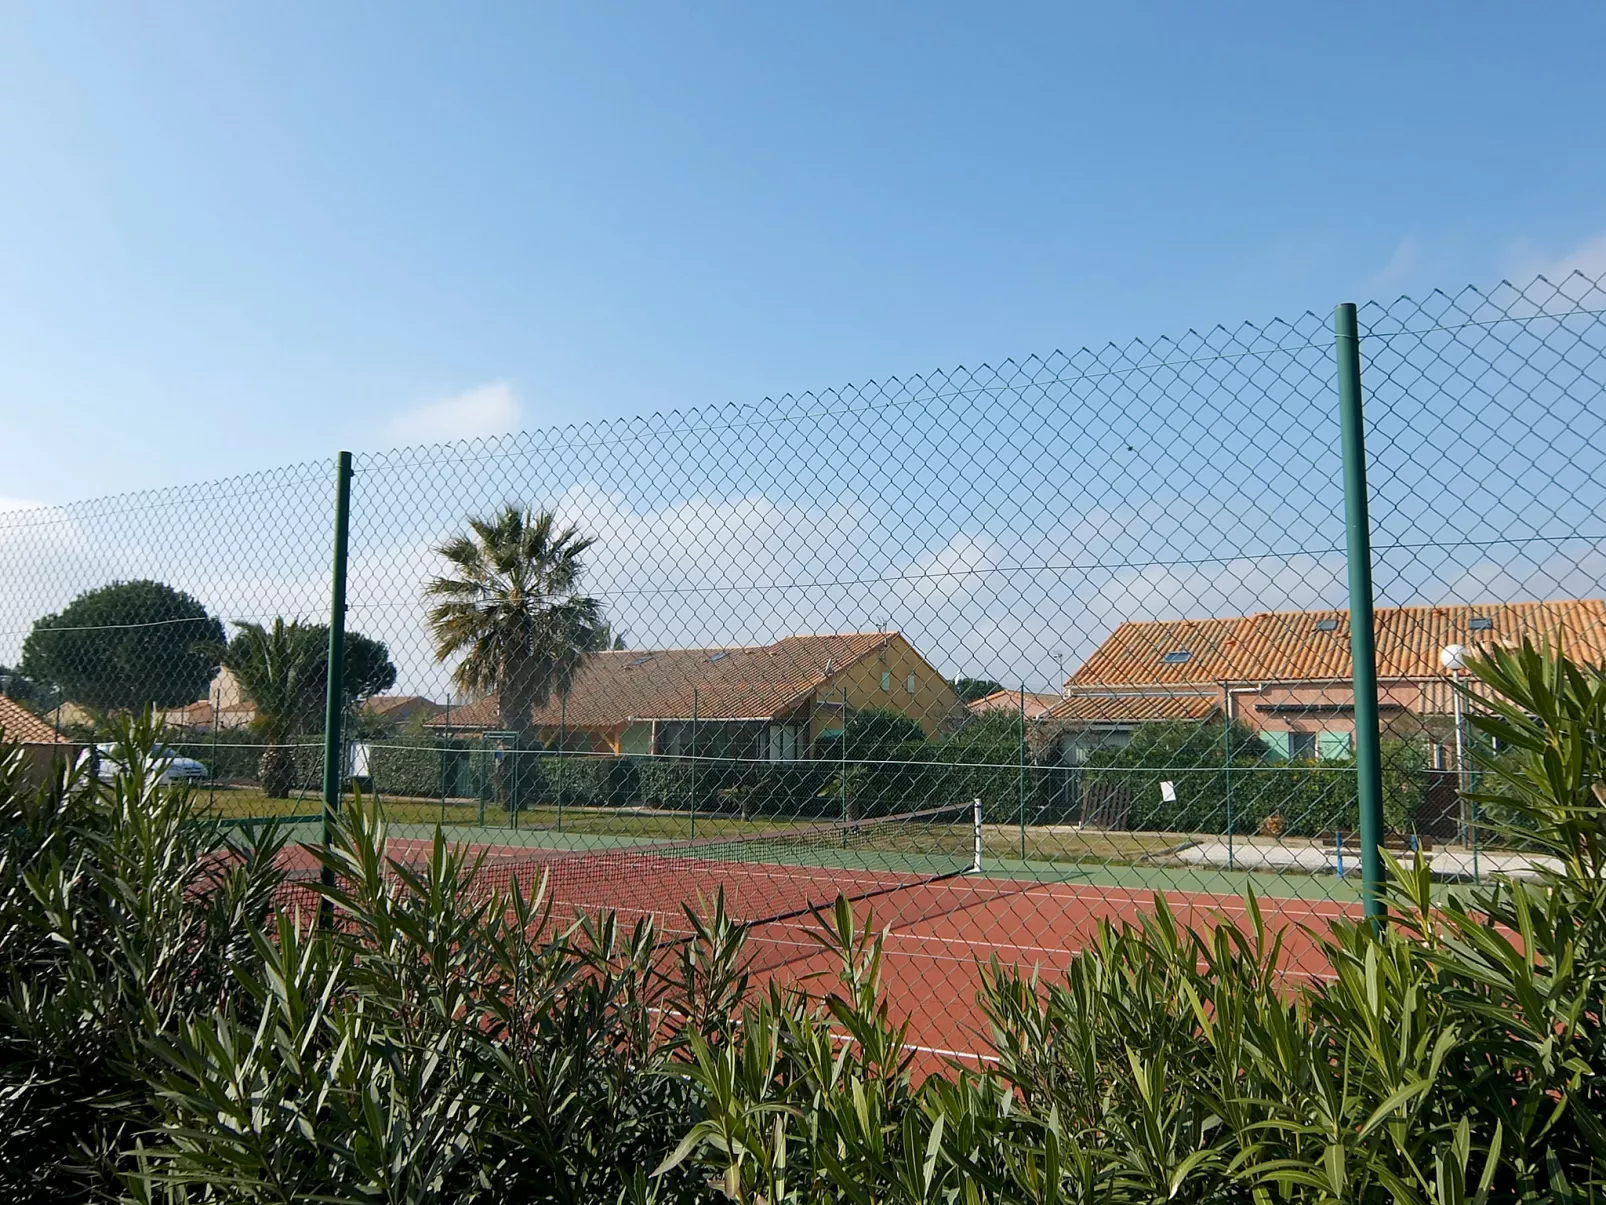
xmin=425 ymin=507 xmax=604 ymax=745
xmin=591 ymin=621 xmax=627 ymax=652
xmin=223 ymin=618 xmax=326 ymax=798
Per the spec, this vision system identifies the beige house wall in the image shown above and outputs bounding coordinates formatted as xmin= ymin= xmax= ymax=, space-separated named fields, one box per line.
xmin=804 ymin=634 xmax=963 ymax=745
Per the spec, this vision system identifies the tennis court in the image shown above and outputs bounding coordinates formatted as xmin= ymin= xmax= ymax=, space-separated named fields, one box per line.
xmin=267 ymin=801 xmax=1361 ymax=1062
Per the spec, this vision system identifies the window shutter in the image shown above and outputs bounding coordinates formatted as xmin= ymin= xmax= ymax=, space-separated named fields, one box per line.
xmin=1317 ymin=731 xmax=1352 ymax=760
xmin=1260 ymin=731 xmax=1291 ymax=759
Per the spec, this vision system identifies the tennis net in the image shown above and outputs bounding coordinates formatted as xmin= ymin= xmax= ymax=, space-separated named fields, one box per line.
xmin=460 ymin=798 xmax=985 ymax=940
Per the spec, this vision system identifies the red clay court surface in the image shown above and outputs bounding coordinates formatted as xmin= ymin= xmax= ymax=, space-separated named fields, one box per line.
xmin=274 ymin=837 xmax=1361 ymax=1065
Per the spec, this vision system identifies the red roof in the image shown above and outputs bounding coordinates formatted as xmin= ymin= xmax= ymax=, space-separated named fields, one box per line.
xmin=1040 ymin=691 xmax=1220 ymax=725
xmin=0 ymin=696 xmax=69 ymax=745
xmin=431 ymin=633 xmax=908 ymax=730
xmin=1068 ymin=600 xmax=1606 ymax=687
xmin=967 ymin=689 xmax=1063 ymax=719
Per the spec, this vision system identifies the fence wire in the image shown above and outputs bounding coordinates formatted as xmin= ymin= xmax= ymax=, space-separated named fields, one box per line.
xmin=2 ymin=269 xmax=1603 ymax=1053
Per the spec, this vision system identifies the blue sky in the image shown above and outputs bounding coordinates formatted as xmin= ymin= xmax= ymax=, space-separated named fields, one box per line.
xmin=2 ymin=3 xmax=1604 ymax=506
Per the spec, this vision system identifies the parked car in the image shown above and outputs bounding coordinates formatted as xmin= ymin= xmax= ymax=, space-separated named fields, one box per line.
xmin=78 ymin=743 xmax=210 ymax=784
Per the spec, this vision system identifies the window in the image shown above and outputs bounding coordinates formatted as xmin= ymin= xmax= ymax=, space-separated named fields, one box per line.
xmin=708 ymin=650 xmax=730 ymax=663
xmin=1161 ymin=650 xmax=1192 ymax=664
xmin=1315 ymin=618 xmax=1339 ymax=632
xmin=881 ymin=671 xmax=892 ymax=691
xmin=1261 ymin=730 xmax=1316 ymax=760
xmin=630 ymin=655 xmax=653 ymax=666
xmin=905 ymin=673 xmax=917 ymax=694
xmin=1468 ymin=616 xmax=1494 ymax=631
xmin=766 ymin=724 xmax=800 ymax=763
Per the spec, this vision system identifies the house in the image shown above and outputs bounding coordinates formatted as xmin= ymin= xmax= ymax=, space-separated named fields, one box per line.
xmin=966 ymin=689 xmax=1063 ymax=720
xmin=362 ymin=695 xmax=446 ymax=725
xmin=0 ymin=694 xmax=76 ymax=787
xmin=427 ymin=632 xmax=963 ymax=759
xmin=1045 ymin=599 xmax=1606 ymax=763
xmin=160 ymin=667 xmax=257 ymax=732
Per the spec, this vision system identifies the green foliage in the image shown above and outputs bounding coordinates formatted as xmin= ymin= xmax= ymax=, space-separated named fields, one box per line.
xmin=666 ymin=643 xmax=1606 ymax=1202
xmin=815 ymin=710 xmax=932 ymax=821
xmin=938 ymin=709 xmax=1026 ymax=822
xmin=368 ymin=739 xmax=456 ymax=799
xmin=539 ymin=752 xmax=639 ymax=808
xmin=1073 ymin=721 xmax=1432 ymax=837
xmin=19 ymin=580 xmax=224 ymax=713
xmin=637 ymin=757 xmax=833 ymax=819
xmin=222 ymin=619 xmax=395 ymax=797
xmin=0 ymin=663 xmax=62 ymax=716
xmin=222 ymin=619 xmax=397 ymax=737
xmin=0 ymin=710 xmax=286 ymax=1201
xmin=7 ymin=642 xmax=1606 ymax=1201
xmin=949 ymin=677 xmax=1005 ymax=703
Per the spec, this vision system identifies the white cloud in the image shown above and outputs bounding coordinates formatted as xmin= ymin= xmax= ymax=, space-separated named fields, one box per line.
xmin=385 ymin=381 xmax=522 ymax=445
xmin=1507 ymin=231 xmax=1606 ymax=288
xmin=1368 ymin=235 xmax=1424 ymax=290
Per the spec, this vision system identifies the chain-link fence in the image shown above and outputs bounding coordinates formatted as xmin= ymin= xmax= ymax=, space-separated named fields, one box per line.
xmin=2 ymin=269 xmax=1603 ymax=1056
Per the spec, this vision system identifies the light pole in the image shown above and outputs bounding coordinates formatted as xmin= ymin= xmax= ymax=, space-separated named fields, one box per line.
xmin=1440 ymin=643 xmax=1478 ymax=879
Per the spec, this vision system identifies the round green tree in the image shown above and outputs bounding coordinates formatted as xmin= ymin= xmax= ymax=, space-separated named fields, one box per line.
xmin=20 ymin=580 xmax=224 ymax=714
xmin=222 ymin=619 xmax=398 ymax=798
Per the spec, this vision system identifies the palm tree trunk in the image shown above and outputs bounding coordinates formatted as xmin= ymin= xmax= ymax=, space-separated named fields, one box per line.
xmin=260 ymin=743 xmax=296 ymax=799
xmin=500 ymin=658 xmax=541 ymax=817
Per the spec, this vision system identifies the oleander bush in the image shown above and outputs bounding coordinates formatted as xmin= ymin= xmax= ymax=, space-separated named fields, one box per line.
xmin=0 ymin=640 xmax=1602 ymax=1202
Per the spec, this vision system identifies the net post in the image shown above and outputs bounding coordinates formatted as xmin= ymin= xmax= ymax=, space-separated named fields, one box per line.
xmin=1334 ymin=302 xmax=1386 ymax=926
xmin=319 ymin=450 xmax=353 ymax=932
xmin=972 ymin=797 xmax=984 ymax=873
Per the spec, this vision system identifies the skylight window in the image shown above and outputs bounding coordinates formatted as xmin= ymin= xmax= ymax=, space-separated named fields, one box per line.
xmin=1468 ymin=616 xmax=1494 ymax=631
xmin=1161 ymin=650 xmax=1192 ymax=664
xmin=630 ymin=655 xmax=654 ymax=666
xmin=708 ymin=651 xmax=730 ymax=663
xmin=1315 ymin=618 xmax=1339 ymax=632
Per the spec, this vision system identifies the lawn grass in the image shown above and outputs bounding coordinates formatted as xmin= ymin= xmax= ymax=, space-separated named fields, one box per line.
xmin=199 ymin=784 xmax=1192 ymax=867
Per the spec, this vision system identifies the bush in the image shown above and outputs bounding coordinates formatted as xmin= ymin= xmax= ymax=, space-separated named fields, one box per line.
xmin=9 ymin=643 xmax=1606 ymax=1201
xmin=1072 ymin=723 xmax=1438 ymax=837
xmin=637 ymin=756 xmax=832 ymax=819
xmin=538 ymin=753 xmax=639 ymax=807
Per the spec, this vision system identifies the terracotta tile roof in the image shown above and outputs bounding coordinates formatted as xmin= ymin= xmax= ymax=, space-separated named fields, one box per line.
xmin=430 ymin=633 xmax=901 ymax=731
xmin=1040 ymin=691 xmax=1220 ymax=725
xmin=1068 ymin=599 xmax=1606 ymax=688
xmin=160 ymin=699 xmax=256 ymax=728
xmin=967 ymin=689 xmax=1064 ymax=719
xmin=363 ymin=695 xmax=445 ymax=720
xmin=0 ymin=696 xmax=69 ymax=745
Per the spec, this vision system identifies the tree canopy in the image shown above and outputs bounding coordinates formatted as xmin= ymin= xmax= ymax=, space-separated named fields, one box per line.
xmin=222 ymin=619 xmax=397 ymax=737
xmin=426 ymin=506 xmax=604 ymax=738
xmin=19 ymin=580 xmax=224 ymax=713
xmin=950 ymin=677 xmax=1005 ymax=703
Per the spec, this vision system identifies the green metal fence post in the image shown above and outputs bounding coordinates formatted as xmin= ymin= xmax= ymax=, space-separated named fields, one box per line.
xmin=1018 ymin=685 xmax=1027 ymax=863
xmin=841 ymin=686 xmax=850 ymax=826
xmin=319 ymin=451 xmax=354 ymax=931
xmin=690 ymin=689 xmax=698 ymax=841
xmin=1334 ymin=303 xmax=1387 ymax=925
xmin=1223 ymin=707 xmax=1234 ymax=872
